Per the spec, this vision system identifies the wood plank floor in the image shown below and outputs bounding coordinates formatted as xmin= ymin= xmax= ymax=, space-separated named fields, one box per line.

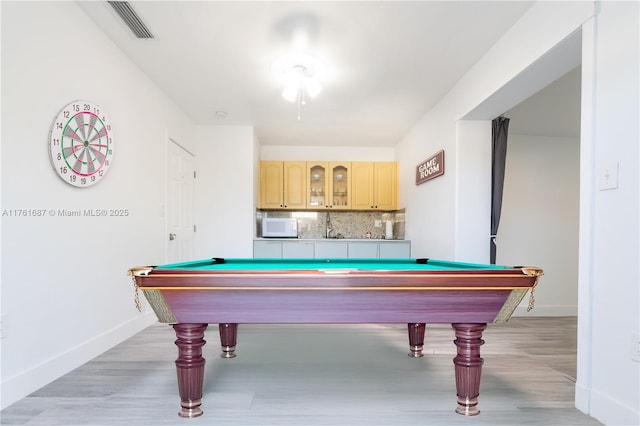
xmin=1 ymin=317 xmax=601 ymax=425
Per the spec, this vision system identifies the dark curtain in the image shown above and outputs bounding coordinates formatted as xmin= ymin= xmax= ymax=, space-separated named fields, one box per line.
xmin=490 ymin=116 xmax=509 ymax=264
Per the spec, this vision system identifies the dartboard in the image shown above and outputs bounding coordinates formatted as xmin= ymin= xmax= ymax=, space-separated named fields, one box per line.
xmin=49 ymin=100 xmax=114 ymax=187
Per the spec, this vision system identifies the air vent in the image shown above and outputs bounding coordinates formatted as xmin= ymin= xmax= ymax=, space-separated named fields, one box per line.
xmin=108 ymin=1 xmax=154 ymax=39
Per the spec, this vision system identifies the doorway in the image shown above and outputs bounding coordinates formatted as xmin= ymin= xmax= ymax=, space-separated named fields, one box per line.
xmin=498 ymin=66 xmax=581 ymax=317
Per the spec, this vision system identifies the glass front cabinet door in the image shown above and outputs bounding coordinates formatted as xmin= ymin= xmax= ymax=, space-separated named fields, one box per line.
xmin=330 ymin=163 xmax=350 ymax=208
xmin=306 ymin=162 xmax=351 ymax=209
xmin=307 ymin=162 xmax=327 ymax=208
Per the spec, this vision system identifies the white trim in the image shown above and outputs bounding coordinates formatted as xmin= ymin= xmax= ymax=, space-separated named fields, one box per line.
xmin=590 ymin=386 xmax=640 ymax=426
xmin=575 ymin=15 xmax=597 ymax=416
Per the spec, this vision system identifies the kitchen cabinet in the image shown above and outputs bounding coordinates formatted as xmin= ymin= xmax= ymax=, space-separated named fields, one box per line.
xmin=253 ymin=240 xmax=410 ymax=259
xmin=253 ymin=240 xmax=282 ymax=258
xmin=282 ymin=241 xmax=315 ymax=258
xmin=260 ymin=161 xmax=397 ymax=211
xmin=379 ymin=241 xmax=411 ymax=258
xmin=307 ymin=162 xmax=351 ymax=209
xmin=347 ymin=241 xmax=379 ymax=258
xmin=314 ymin=241 xmax=348 ymax=258
xmin=259 ymin=161 xmax=307 ymax=209
xmin=351 ymin=162 xmax=398 ymax=210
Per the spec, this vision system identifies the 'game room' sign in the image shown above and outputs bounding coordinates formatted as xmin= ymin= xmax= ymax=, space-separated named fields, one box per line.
xmin=416 ymin=150 xmax=445 ymax=185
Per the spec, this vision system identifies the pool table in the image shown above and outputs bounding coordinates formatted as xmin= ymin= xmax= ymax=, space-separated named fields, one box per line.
xmin=128 ymin=257 xmax=542 ymax=418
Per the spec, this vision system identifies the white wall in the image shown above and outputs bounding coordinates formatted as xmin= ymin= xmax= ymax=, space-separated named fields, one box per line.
xmin=396 ymin=1 xmax=639 ymax=424
xmin=397 ymin=1 xmax=592 ymax=261
xmin=398 ymin=108 xmax=457 ymax=260
xmin=580 ymin=2 xmax=639 ymax=424
xmin=0 ymin=2 xmax=195 ymax=408
xmin=454 ymin=120 xmax=492 ymax=262
xmin=261 ymin=145 xmax=395 ymax=162
xmin=497 ymin=135 xmax=580 ymax=316
xmin=194 ymin=126 xmax=256 ymax=258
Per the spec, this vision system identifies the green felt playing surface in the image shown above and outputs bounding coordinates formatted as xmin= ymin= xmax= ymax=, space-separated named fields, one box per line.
xmin=155 ymin=258 xmax=508 ymax=271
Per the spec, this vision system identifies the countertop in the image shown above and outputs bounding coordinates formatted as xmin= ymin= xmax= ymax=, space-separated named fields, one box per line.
xmin=254 ymin=238 xmax=409 ymax=242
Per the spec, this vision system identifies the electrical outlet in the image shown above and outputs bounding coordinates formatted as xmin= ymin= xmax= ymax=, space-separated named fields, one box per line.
xmin=374 ymin=220 xmax=382 ymax=227
xmin=632 ymin=331 xmax=640 ymax=362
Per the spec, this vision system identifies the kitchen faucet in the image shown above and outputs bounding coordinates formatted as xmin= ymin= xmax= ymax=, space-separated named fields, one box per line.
xmin=325 ymin=212 xmax=333 ymax=238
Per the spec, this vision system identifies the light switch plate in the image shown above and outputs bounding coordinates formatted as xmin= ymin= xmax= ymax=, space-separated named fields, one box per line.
xmin=598 ymin=162 xmax=618 ymax=191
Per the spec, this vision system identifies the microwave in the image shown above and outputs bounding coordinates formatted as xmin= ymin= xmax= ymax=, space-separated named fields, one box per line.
xmin=261 ymin=217 xmax=298 ymax=238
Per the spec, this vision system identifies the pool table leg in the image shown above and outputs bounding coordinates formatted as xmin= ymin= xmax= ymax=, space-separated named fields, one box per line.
xmin=173 ymin=323 xmax=207 ymax=418
xmin=452 ymin=323 xmax=486 ymax=416
xmin=407 ymin=323 xmax=426 ymax=357
xmin=218 ymin=323 xmax=238 ymax=358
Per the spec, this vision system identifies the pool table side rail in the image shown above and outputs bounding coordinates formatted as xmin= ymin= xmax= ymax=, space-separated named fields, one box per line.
xmin=137 ymin=287 xmax=530 ymax=325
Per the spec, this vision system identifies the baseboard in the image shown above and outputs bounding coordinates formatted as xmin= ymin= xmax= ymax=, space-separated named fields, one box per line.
xmin=589 ymin=385 xmax=640 ymax=426
xmin=574 ymin=379 xmax=591 ymax=415
xmin=0 ymin=312 xmax=156 ymax=410
xmin=513 ymin=304 xmax=578 ymax=317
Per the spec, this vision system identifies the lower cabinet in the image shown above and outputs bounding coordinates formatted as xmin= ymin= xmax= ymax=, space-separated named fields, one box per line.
xmin=315 ymin=242 xmax=348 ymax=258
xmin=282 ymin=241 xmax=315 ymax=258
xmin=379 ymin=241 xmax=411 ymax=258
xmin=253 ymin=240 xmax=282 ymax=258
xmin=347 ymin=242 xmax=379 ymax=258
xmin=254 ymin=240 xmax=410 ymax=259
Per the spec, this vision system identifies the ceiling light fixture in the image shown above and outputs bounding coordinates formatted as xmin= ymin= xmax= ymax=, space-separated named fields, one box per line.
xmin=272 ymin=53 xmax=326 ymax=120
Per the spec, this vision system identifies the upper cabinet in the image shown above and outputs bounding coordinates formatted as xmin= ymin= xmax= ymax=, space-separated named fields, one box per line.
xmin=284 ymin=162 xmax=307 ymax=208
xmin=351 ymin=162 xmax=398 ymax=210
xmin=259 ymin=161 xmax=307 ymax=209
xmin=260 ymin=160 xmax=397 ymax=211
xmin=330 ymin=163 xmax=351 ymax=209
xmin=307 ymin=162 xmax=327 ymax=208
xmin=307 ymin=162 xmax=351 ymax=209
xmin=373 ymin=162 xmax=398 ymax=210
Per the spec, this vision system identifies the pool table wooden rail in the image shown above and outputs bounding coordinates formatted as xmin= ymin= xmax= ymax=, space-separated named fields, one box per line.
xmin=131 ymin=266 xmax=541 ymax=290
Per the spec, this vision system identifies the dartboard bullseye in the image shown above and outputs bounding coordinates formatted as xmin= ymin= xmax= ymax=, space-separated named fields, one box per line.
xmin=49 ymin=100 xmax=114 ymax=187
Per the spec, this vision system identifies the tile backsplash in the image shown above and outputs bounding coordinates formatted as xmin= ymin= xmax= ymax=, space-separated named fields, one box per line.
xmin=257 ymin=209 xmax=405 ymax=240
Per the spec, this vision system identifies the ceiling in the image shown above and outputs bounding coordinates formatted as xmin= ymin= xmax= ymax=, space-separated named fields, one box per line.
xmin=505 ymin=66 xmax=581 ymax=138
xmin=78 ymin=1 xmax=536 ymax=147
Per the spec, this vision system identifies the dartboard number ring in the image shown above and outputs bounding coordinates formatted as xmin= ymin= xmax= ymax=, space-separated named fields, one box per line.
xmin=49 ymin=100 xmax=114 ymax=187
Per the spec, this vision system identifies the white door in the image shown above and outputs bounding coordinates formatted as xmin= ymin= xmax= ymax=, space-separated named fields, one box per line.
xmin=166 ymin=140 xmax=195 ymax=263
